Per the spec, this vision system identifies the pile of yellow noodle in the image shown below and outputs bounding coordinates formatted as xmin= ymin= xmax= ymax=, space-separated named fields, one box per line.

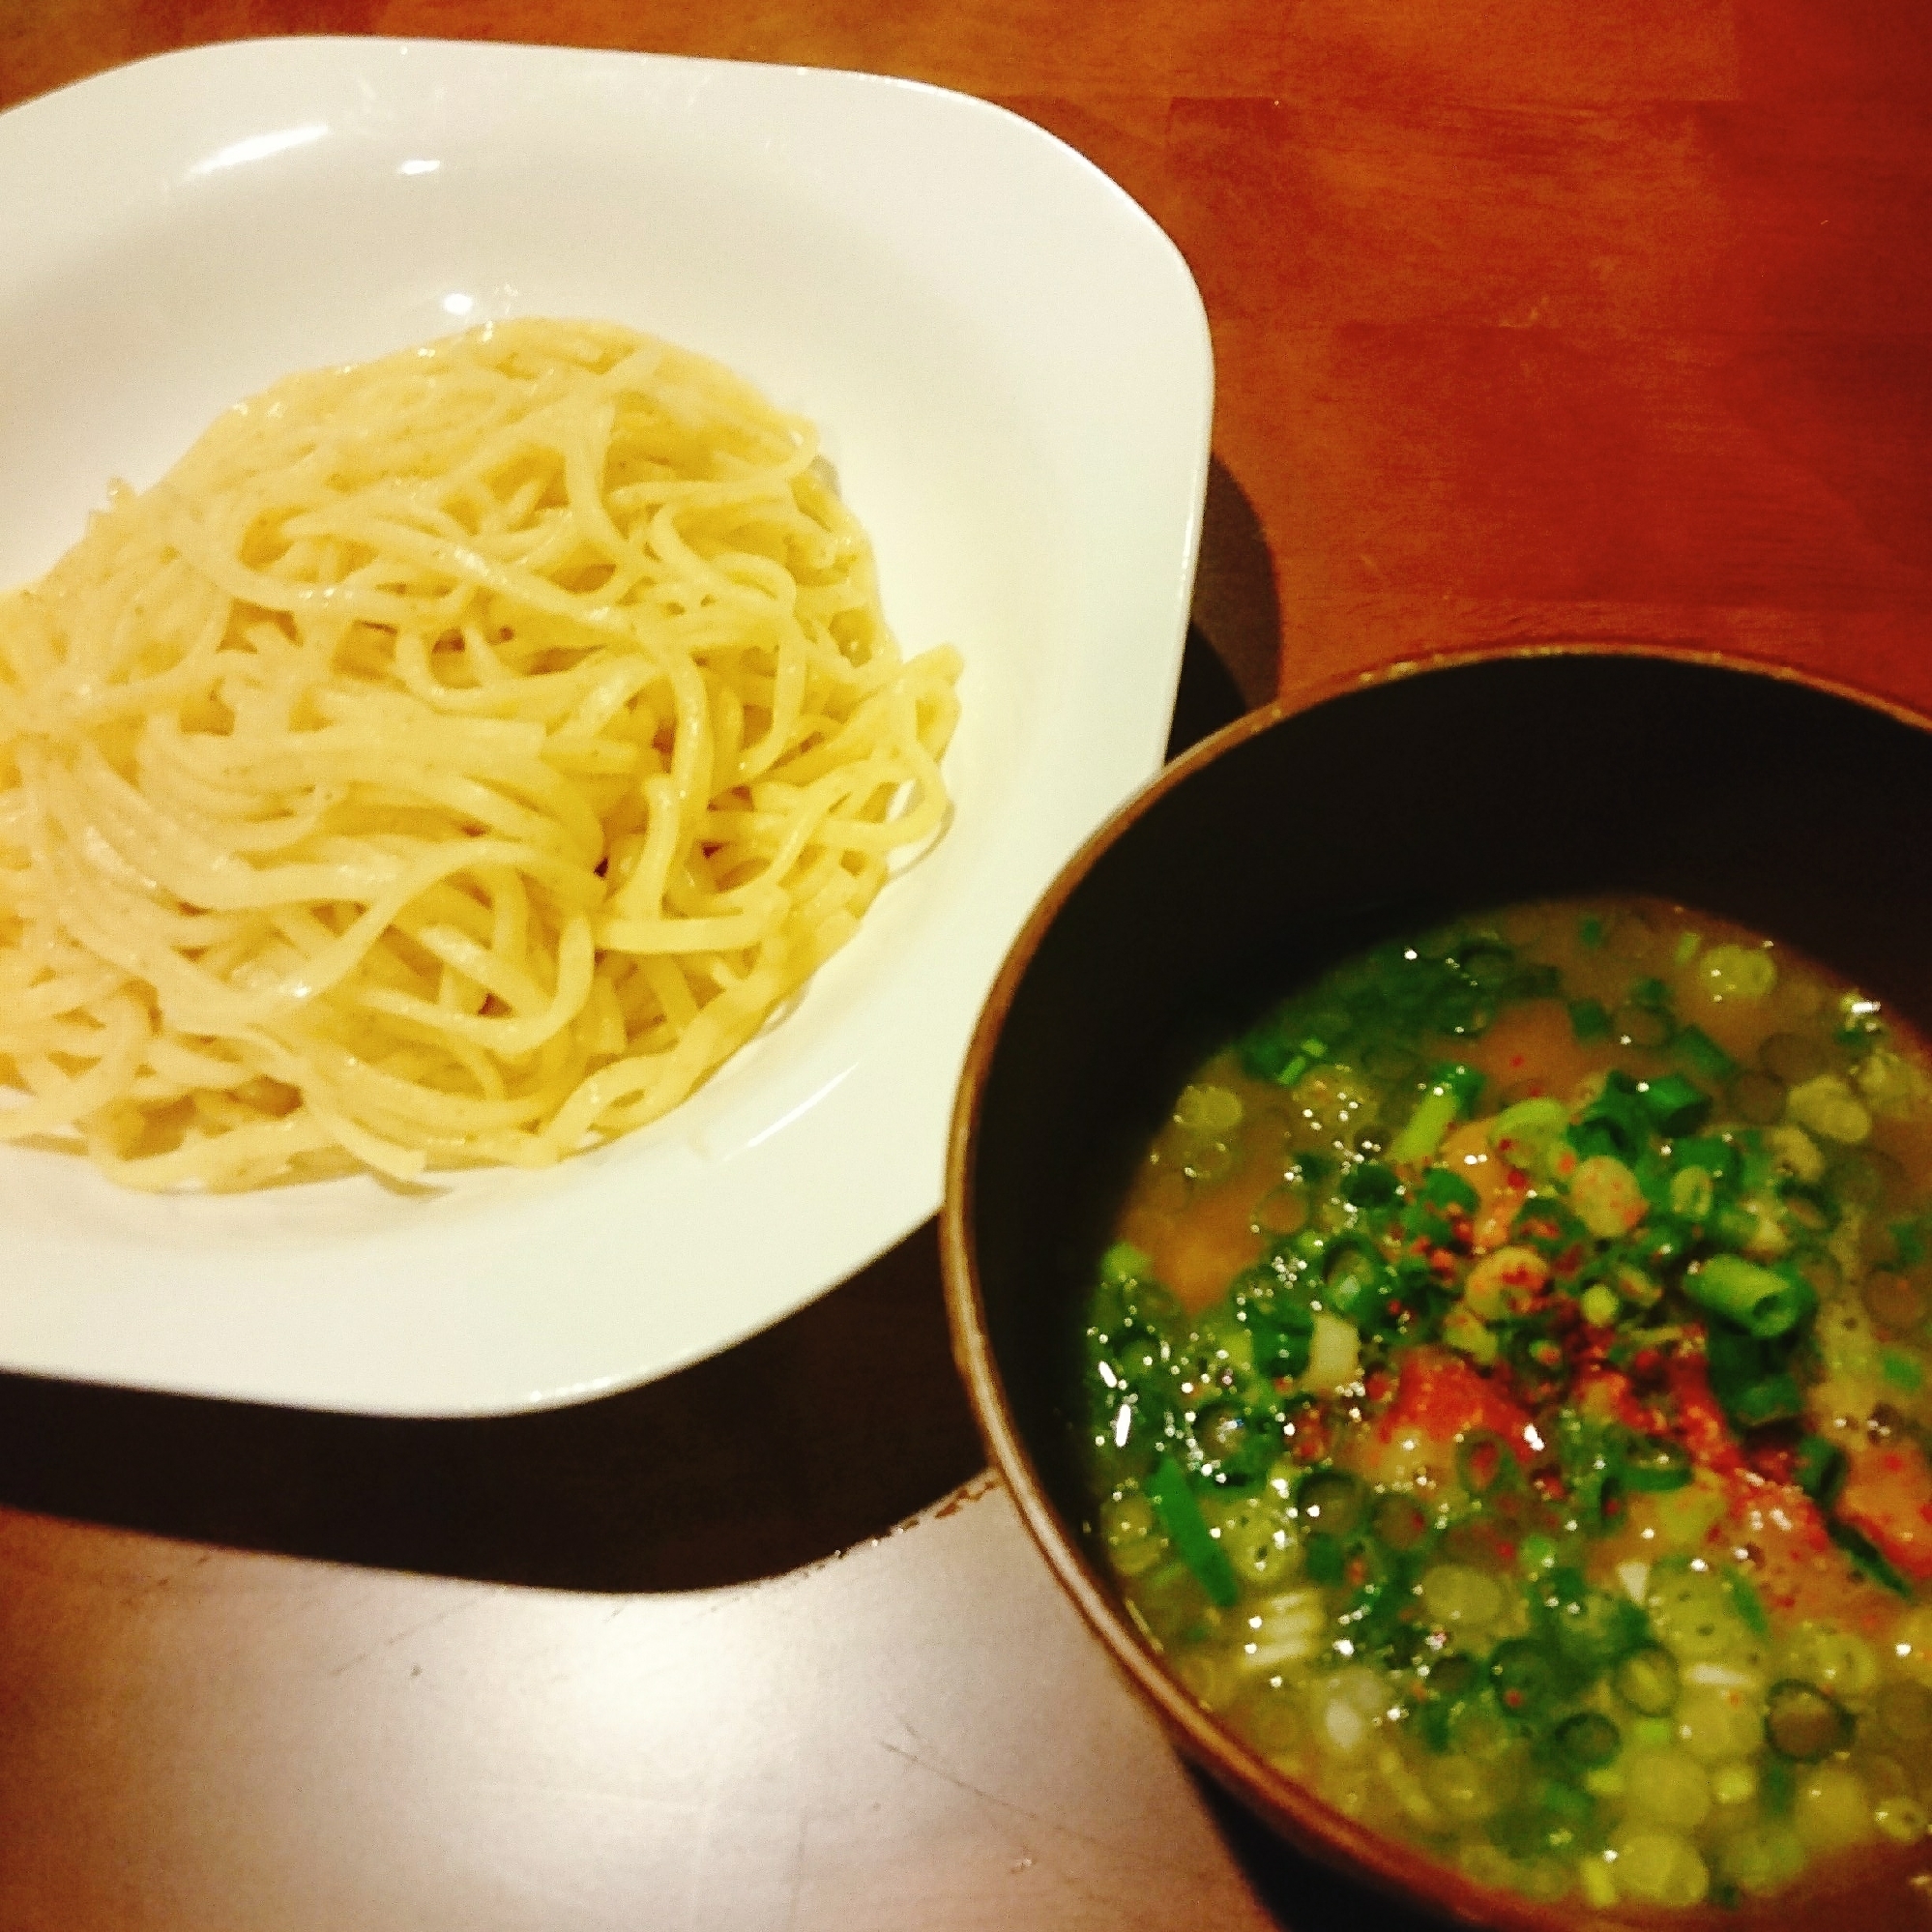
xmin=0 ymin=319 xmax=960 ymax=1189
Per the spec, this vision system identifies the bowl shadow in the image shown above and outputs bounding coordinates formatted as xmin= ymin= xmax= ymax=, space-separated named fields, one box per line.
xmin=1193 ymin=1770 xmax=1446 ymax=1932
xmin=0 ymin=1218 xmax=982 ymax=1593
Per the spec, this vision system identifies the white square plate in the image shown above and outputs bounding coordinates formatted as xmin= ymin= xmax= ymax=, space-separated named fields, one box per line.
xmin=0 ymin=38 xmax=1211 ymax=1414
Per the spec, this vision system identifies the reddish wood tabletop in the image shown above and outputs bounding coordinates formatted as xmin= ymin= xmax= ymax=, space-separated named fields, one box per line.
xmin=4 ymin=2 xmax=1932 ymax=1927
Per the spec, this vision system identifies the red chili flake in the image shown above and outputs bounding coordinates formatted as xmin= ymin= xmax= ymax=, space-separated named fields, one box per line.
xmin=1502 ymin=1688 xmax=1525 ymax=1711
xmin=1666 ymin=1350 xmax=1744 ymax=1478
xmin=1464 ymin=1437 xmax=1504 ymax=1491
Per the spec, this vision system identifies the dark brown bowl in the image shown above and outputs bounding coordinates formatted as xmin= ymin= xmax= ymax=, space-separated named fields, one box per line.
xmin=941 ymin=646 xmax=1932 ymax=1932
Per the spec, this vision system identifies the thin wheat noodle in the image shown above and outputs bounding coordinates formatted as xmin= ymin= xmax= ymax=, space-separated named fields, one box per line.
xmin=0 ymin=319 xmax=960 ymax=1188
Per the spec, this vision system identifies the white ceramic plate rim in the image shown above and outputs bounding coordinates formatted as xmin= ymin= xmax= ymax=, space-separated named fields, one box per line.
xmin=0 ymin=37 xmax=1211 ymax=1414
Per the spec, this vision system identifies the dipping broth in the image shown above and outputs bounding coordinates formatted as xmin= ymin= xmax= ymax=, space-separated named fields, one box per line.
xmin=1077 ymin=898 xmax=1932 ymax=1912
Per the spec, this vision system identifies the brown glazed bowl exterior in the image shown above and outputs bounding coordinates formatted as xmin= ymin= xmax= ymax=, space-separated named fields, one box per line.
xmin=941 ymin=646 xmax=1932 ymax=1932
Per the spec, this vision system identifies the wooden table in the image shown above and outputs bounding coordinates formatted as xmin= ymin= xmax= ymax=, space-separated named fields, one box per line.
xmin=4 ymin=3 xmax=1932 ymax=1926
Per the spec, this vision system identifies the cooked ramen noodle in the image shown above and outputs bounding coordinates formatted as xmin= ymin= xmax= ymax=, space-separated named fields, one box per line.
xmin=0 ymin=319 xmax=960 ymax=1189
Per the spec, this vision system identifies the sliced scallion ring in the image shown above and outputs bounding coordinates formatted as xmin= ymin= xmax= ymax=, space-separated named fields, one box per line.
xmin=1620 ymin=1433 xmax=1693 ymax=1493
xmin=1765 ymin=1680 xmax=1856 ymax=1763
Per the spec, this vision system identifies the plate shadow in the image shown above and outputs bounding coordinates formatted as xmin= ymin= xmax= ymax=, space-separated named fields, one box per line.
xmin=0 ymin=621 xmax=1260 ymax=1593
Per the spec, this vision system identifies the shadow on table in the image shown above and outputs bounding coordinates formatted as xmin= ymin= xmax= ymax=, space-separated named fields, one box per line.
xmin=1192 ymin=1771 xmax=1449 ymax=1932
xmin=0 ymin=606 xmax=1258 ymax=1594
xmin=1192 ymin=454 xmax=1282 ymax=711
xmin=0 ymin=1216 xmax=982 ymax=1593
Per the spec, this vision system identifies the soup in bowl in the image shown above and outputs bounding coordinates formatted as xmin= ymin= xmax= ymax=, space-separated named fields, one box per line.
xmin=944 ymin=650 xmax=1932 ymax=1928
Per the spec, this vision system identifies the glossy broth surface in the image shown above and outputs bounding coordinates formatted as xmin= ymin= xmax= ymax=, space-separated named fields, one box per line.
xmin=1078 ymin=898 xmax=1932 ymax=1911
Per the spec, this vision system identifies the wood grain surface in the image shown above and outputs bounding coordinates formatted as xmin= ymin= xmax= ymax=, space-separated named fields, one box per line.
xmin=2 ymin=1 xmax=1930 ymax=1926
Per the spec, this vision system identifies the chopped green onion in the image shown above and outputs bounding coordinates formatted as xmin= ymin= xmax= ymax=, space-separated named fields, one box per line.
xmin=1456 ymin=1430 xmax=1516 ymax=1497
xmin=1543 ymin=1577 xmax=1648 ymax=1675
xmin=1570 ymin=1076 xmax=1652 ymax=1161
xmin=1303 ymin=1531 xmax=1345 ymax=1584
xmin=1322 ymin=1237 xmax=1392 ymax=1325
xmin=1684 ymin=1254 xmax=1817 ymax=1339
xmin=1495 ymin=1097 xmax=1567 ymax=1138
xmin=1579 ymin=1282 xmax=1621 ymax=1328
xmin=1389 ymin=1089 xmax=1459 ymax=1165
xmin=1556 ymin=1710 xmax=1623 ymax=1770
xmin=1569 ymin=998 xmax=1613 ymax=1043
xmin=1296 ymin=1467 xmax=1368 ymax=1536
xmin=1517 ymin=1533 xmax=1560 ymax=1577
xmin=1614 ymin=1646 xmax=1681 ymax=1716
xmin=1629 ymin=1217 xmax=1694 ymax=1273
xmin=1700 ymin=944 xmax=1777 ymax=1001
xmin=1674 ymin=1024 xmax=1738 ymax=1083
xmin=1341 ymin=1160 xmax=1400 ymax=1207
xmin=1766 ymin=1680 xmax=1855 ymax=1762
xmin=1620 ymin=1434 xmax=1693 ymax=1493
xmin=1420 ymin=1165 xmax=1479 ymax=1213
xmin=1146 ymin=1455 xmax=1239 ymax=1609
xmin=1830 ymin=1518 xmax=1913 ymax=1598
xmin=1637 ymin=1072 xmax=1711 ymax=1136
xmin=1669 ymin=1165 xmax=1714 ymax=1219
xmin=1672 ymin=1134 xmax=1738 ymax=1182
xmin=1371 ymin=1492 xmax=1431 ymax=1550
xmin=1489 ymin=1637 xmax=1562 ymax=1713
xmin=1725 ymin=1570 xmax=1771 ymax=1638
xmin=1099 ymin=1242 xmax=1153 ymax=1287
xmin=1706 ymin=1199 xmax=1768 ymax=1253
xmin=1729 ymin=1372 xmax=1805 ymax=1427
xmin=1794 ymin=1435 xmax=1846 ymax=1505
xmin=1244 ymin=1301 xmax=1314 ymax=1381
xmin=1433 ymin=1061 xmax=1487 ymax=1110
xmin=1882 ymin=1345 xmax=1925 ymax=1392
xmin=1490 ymin=1780 xmax=1600 ymax=1860
xmin=1893 ymin=1217 xmax=1932 ymax=1269
xmin=1492 ymin=1096 xmax=1568 ymax=1171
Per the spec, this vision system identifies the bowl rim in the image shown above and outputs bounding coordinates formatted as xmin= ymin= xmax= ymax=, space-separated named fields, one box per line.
xmin=940 ymin=638 xmax=1932 ymax=1930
